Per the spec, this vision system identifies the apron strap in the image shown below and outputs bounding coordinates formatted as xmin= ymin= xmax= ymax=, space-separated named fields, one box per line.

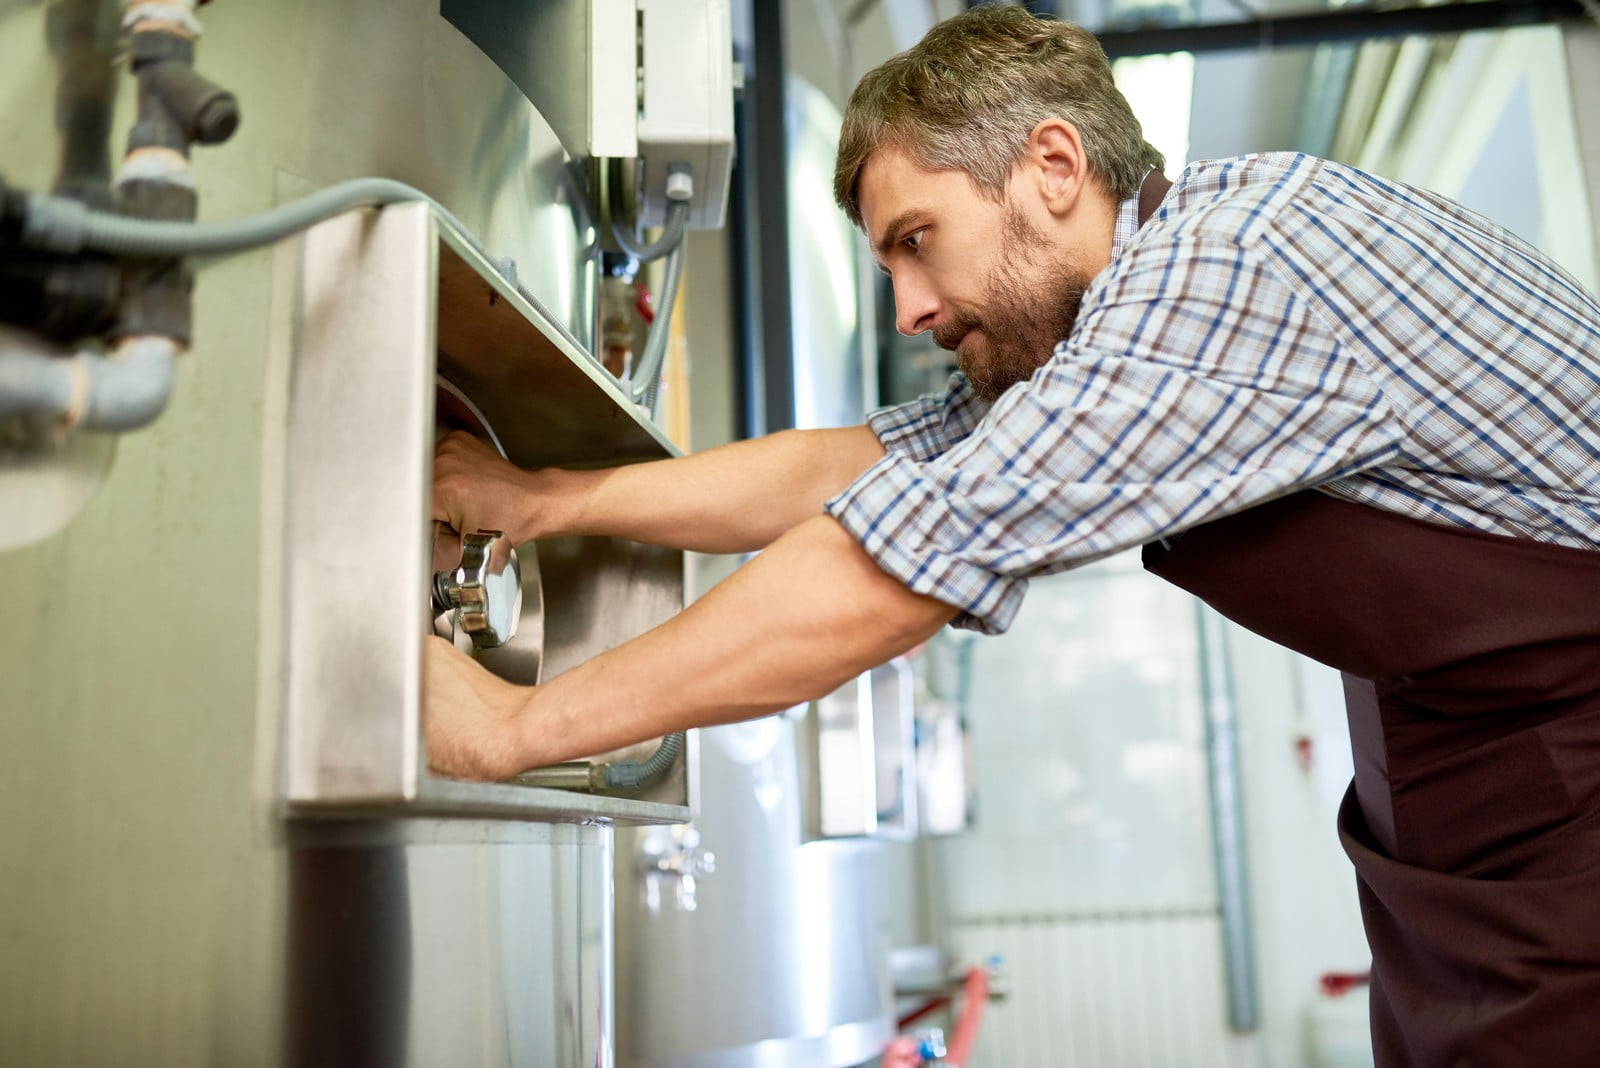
xmin=1138 ymin=170 xmax=1173 ymax=229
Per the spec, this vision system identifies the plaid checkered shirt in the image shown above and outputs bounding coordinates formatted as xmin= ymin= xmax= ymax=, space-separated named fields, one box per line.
xmin=825 ymin=152 xmax=1600 ymax=634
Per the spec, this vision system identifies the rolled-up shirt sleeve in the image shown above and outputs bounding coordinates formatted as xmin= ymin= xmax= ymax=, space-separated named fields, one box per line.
xmin=864 ymin=372 xmax=991 ymax=461
xmin=827 ymin=233 xmax=1407 ymax=634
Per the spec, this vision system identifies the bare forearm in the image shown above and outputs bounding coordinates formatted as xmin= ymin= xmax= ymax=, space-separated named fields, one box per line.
xmin=537 ymin=426 xmax=885 ymax=553
xmin=509 ymin=515 xmax=957 ymax=767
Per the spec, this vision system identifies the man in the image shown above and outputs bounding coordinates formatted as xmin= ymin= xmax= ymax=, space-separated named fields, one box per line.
xmin=427 ymin=6 xmax=1600 ymax=1064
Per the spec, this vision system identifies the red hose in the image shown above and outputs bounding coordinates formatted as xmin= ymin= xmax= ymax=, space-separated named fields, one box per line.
xmin=896 ymin=996 xmax=951 ymax=1031
xmin=1319 ymin=970 xmax=1371 ymax=997
xmin=946 ymin=966 xmax=990 ymax=1067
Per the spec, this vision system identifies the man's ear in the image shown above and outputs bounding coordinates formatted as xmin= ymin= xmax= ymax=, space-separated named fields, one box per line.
xmin=1027 ymin=118 xmax=1091 ymax=219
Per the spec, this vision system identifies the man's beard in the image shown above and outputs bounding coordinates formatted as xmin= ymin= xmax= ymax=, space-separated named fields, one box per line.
xmin=933 ymin=208 xmax=1091 ymax=402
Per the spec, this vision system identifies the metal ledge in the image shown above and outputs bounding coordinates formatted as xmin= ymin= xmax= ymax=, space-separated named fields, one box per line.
xmin=284 ymin=201 xmax=691 ymax=825
xmin=288 ymin=763 xmax=692 ymax=826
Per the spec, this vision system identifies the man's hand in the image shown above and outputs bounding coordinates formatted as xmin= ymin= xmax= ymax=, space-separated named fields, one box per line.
xmin=432 ymin=431 xmax=549 ymax=545
xmin=423 ymin=635 xmax=538 ymax=781
xmin=433 ymin=425 xmax=886 ymax=557
xmin=423 ymin=515 xmax=957 ymax=779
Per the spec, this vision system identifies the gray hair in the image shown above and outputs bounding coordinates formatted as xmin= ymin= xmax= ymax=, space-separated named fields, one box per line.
xmin=833 ymin=4 xmax=1164 ymax=228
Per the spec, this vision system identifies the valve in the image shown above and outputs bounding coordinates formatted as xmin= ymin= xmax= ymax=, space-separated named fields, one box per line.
xmin=916 ymin=1028 xmax=948 ymax=1064
xmin=432 ymin=529 xmax=522 ymax=650
xmin=638 ymin=825 xmax=716 ymax=913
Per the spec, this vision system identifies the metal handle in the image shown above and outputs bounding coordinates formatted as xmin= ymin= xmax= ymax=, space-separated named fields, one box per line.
xmin=433 ymin=529 xmax=522 ymax=650
xmin=637 ymin=826 xmax=716 ymax=913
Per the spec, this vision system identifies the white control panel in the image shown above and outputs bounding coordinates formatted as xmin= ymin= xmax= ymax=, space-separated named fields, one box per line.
xmin=634 ymin=0 xmax=734 ymax=230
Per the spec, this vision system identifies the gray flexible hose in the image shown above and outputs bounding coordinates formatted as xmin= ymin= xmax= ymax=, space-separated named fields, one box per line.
xmin=18 ymin=178 xmax=593 ymax=363
xmin=602 ymin=730 xmax=685 ymax=790
xmin=16 ymin=177 xmax=683 ymax=420
xmin=20 ymin=177 xmax=472 ymax=259
xmin=636 ymin=236 xmax=686 ymax=415
xmin=609 ymin=197 xmax=689 ymax=264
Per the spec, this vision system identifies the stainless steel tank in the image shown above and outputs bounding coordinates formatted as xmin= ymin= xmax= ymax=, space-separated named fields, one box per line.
xmin=0 ymin=2 xmax=687 ymax=1063
xmin=610 ymin=72 xmax=912 ymax=1067
xmin=615 ymin=674 xmax=920 ymax=1068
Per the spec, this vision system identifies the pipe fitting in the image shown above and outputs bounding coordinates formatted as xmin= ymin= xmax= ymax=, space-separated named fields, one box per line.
xmin=507 ymin=763 xmax=610 ymax=791
xmin=13 ymin=254 xmax=121 ymax=342
xmin=122 ymin=1 xmax=202 ymax=39
xmin=119 ymin=0 xmax=236 ymax=163
xmin=0 ymin=334 xmax=178 ymax=432
xmin=128 ymin=30 xmax=238 ymax=151
xmin=115 ymin=258 xmax=193 ymax=346
xmin=0 ymin=177 xmax=24 ymax=245
xmin=76 ymin=334 xmax=179 ymax=431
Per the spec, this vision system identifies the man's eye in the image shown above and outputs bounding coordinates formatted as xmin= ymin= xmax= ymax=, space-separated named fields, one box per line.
xmin=903 ymin=230 xmax=924 ymax=252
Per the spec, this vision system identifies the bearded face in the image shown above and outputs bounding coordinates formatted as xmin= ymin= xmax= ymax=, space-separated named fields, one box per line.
xmin=931 ymin=208 xmax=1093 ymax=402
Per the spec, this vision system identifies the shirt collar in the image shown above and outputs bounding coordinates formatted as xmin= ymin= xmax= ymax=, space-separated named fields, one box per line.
xmin=1109 ymin=184 xmax=1144 ymax=262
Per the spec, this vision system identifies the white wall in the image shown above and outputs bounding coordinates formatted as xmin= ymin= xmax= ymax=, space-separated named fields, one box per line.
xmin=932 ymin=555 xmax=1371 ymax=1068
xmin=1564 ymin=22 xmax=1600 ymax=286
xmin=1224 ymin=627 xmax=1374 ymax=1068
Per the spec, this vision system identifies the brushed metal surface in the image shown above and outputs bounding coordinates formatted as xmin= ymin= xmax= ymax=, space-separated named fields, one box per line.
xmin=440 ymin=0 xmax=639 ymax=161
xmin=0 ymin=1 xmax=668 ymax=1062
xmin=869 ymin=659 xmax=918 ymax=840
xmin=285 ymin=202 xmax=435 ymax=806
xmin=284 ymin=820 xmax=614 ymax=1068
xmin=616 ymin=716 xmax=894 ymax=1068
xmin=804 ymin=673 xmax=880 ymax=839
xmin=284 ymin=204 xmax=690 ymax=820
xmin=434 ymin=230 xmax=675 ymax=470
xmin=798 ymin=661 xmax=921 ymax=842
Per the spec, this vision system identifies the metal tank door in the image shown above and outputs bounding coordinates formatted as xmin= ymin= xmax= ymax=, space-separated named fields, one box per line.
xmin=283 ymin=201 xmax=692 ymax=822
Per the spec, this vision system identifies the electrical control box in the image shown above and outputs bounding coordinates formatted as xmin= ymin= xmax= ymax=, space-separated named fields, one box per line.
xmin=635 ymin=0 xmax=734 ymax=229
xmin=442 ymin=0 xmax=735 ymax=232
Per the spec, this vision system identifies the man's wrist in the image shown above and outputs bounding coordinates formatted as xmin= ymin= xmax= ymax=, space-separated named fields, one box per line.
xmin=516 ymin=466 xmax=586 ymax=542
xmin=508 ymin=678 xmax=573 ymax=772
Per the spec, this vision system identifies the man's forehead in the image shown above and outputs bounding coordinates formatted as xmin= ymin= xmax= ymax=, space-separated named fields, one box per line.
xmin=857 ymin=145 xmax=922 ymax=219
xmin=858 ymin=147 xmax=987 ymax=229
xmin=861 ymin=160 xmax=938 ymax=252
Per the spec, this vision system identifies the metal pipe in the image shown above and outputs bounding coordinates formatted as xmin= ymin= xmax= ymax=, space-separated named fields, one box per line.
xmin=733 ymin=0 xmax=797 ymax=437
xmin=0 ymin=339 xmax=79 ymax=422
xmin=0 ymin=333 xmax=177 ymax=430
xmin=508 ymin=762 xmax=608 ymax=791
xmin=1096 ymin=0 xmax=1587 ymax=58
xmin=80 ymin=334 xmax=177 ymax=429
xmin=507 ymin=731 xmax=685 ymax=792
xmin=1194 ymin=602 xmax=1260 ymax=1032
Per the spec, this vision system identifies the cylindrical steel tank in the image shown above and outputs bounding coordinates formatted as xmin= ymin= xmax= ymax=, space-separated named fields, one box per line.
xmin=615 ymin=713 xmax=896 ymax=1068
xmin=0 ymin=2 xmax=682 ymax=1064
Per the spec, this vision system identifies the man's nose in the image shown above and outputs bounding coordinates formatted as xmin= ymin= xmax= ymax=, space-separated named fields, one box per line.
xmin=893 ymin=275 xmax=939 ymax=337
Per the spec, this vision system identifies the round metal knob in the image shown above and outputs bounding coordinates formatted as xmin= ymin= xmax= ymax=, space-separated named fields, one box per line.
xmin=433 ymin=529 xmax=522 ymax=650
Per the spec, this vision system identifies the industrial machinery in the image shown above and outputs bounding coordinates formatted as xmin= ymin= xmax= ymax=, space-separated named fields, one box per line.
xmin=615 ymin=672 xmax=911 ymax=1068
xmin=609 ymin=71 xmax=962 ymax=1068
xmin=0 ymin=0 xmax=730 ymax=1063
xmin=2 ymin=2 xmax=974 ymax=1064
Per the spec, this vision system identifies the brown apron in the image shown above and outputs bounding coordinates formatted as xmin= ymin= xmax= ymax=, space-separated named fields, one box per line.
xmin=1142 ymin=490 xmax=1600 ymax=1066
